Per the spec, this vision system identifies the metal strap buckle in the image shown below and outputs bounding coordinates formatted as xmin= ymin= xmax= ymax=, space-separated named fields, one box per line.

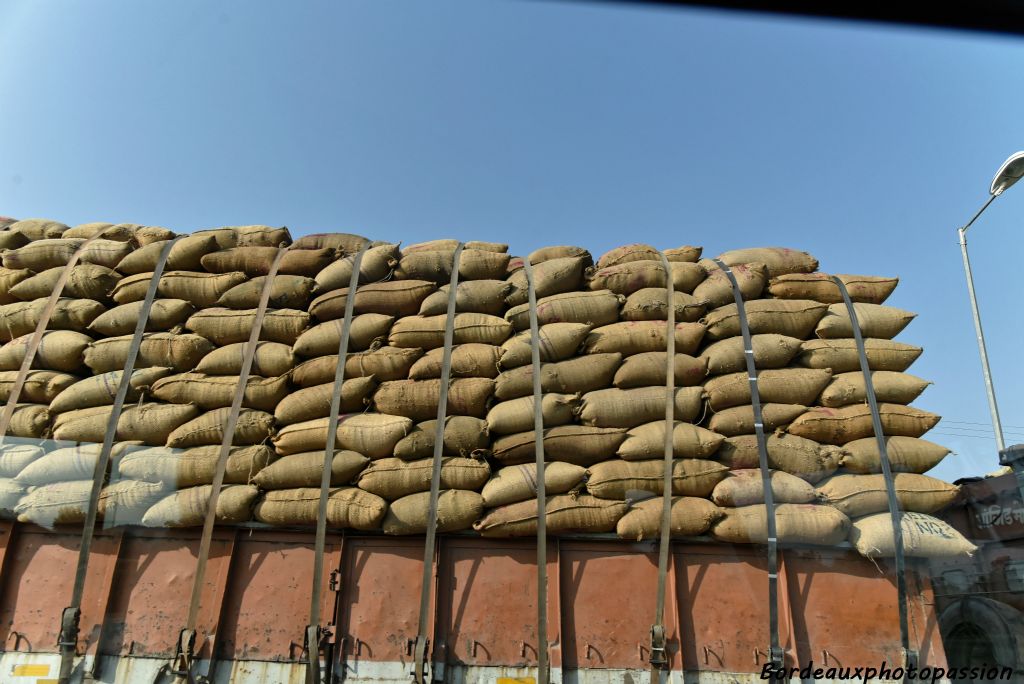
xmin=411 ymin=635 xmax=430 ymax=682
xmin=57 ymin=606 xmax=81 ymax=650
xmin=649 ymin=625 xmax=668 ymax=669
xmin=171 ymin=629 xmax=196 ymax=676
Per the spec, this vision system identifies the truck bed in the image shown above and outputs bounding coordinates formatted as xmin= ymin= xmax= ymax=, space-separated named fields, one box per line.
xmin=0 ymin=522 xmax=945 ymax=683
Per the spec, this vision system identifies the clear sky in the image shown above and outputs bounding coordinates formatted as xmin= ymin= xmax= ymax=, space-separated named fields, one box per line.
xmin=1 ymin=1 xmax=1022 ymax=482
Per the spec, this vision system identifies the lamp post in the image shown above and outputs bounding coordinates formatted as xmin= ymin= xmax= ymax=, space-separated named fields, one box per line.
xmin=957 ymin=151 xmax=1024 ymax=472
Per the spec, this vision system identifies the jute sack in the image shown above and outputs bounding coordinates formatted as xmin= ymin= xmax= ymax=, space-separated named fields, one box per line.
xmin=616 ymin=496 xmax=723 ymax=541
xmin=505 ymin=256 xmax=588 ymax=306
xmin=712 ymin=247 xmax=819 ymax=278
xmin=195 ymin=341 xmax=295 ymax=377
xmin=474 ymin=494 xmax=628 ymax=537
xmin=311 ymin=280 xmax=437 ymax=319
xmin=767 ymin=273 xmax=898 ymax=305
xmin=80 ymin=239 xmax=138 ymax=269
xmin=702 ymin=300 xmax=828 ymax=341
xmin=485 ymin=393 xmax=579 ymax=435
xmin=491 ymin=426 xmax=628 ymax=467
xmin=216 ymin=275 xmax=317 ymax=310
xmin=313 ymin=244 xmax=400 ymax=291
xmin=357 ymin=456 xmax=491 ymax=500
xmin=186 ymin=308 xmax=310 ymax=346
xmin=15 ymin=443 xmax=137 ymax=486
xmin=586 ymin=459 xmax=728 ymax=499
xmin=498 ymin=322 xmax=591 ymax=369
xmin=191 ymin=225 xmax=291 ymax=249
xmin=3 ymin=404 xmax=50 ymax=438
xmin=0 ymin=444 xmax=43 ymax=478
xmin=272 ymin=413 xmax=413 ymax=458
xmin=119 ymin=444 xmax=275 ymax=487
xmin=132 ymin=226 xmax=178 ymax=246
xmin=294 ymin=314 xmax=395 ymax=357
xmin=711 ymin=503 xmax=849 ymax=545
xmin=0 ymin=232 xmax=30 ymax=251
xmin=0 ymin=330 xmax=93 ymax=372
xmin=373 ymin=378 xmax=495 ymax=421
xmin=0 ymin=478 xmax=24 ymax=516
xmin=815 ymin=303 xmax=916 ymax=340
xmin=796 ymin=339 xmax=923 ymax=373
xmin=88 ymin=299 xmax=195 ymax=336
xmin=703 ymin=368 xmax=833 ymax=410
xmin=6 ymin=218 xmax=68 ymax=241
xmin=49 ymin=367 xmax=172 ymax=413
xmin=587 ymin=260 xmax=707 ymax=296
xmin=617 ymin=421 xmax=724 ymax=460
xmin=700 ymin=334 xmax=803 ymax=376
xmin=849 ymin=512 xmax=976 ymax=559
xmin=253 ymin=487 xmax=387 ymax=530
xmin=505 ymin=290 xmax=622 ymax=331
xmin=707 ymin=404 xmax=806 ymax=437
xmin=819 ymin=371 xmax=931 ymax=408
xmin=200 ymin=246 xmax=334 ymax=277
xmin=0 ymin=370 xmax=77 ymax=404
xmin=578 ymin=387 xmax=704 ymax=429
xmin=494 ymin=353 xmax=621 ymax=401
xmin=420 ymin=280 xmax=513 ymax=316
xmin=273 ymin=377 xmax=378 ymax=424
xmin=393 ymin=417 xmax=490 ymax=460
xmin=408 ymin=344 xmax=502 ymax=380
xmin=151 ymin=373 xmax=289 ymax=412
xmin=528 ymin=245 xmax=593 ymax=265
xmin=141 ymin=484 xmax=259 ymax=527
xmin=0 ymin=298 xmax=107 ymax=341
xmin=711 ymin=469 xmax=816 ymax=507
xmin=292 ymin=232 xmax=371 ymax=252
xmin=84 ymin=333 xmax=215 ymax=374
xmin=394 ymin=249 xmax=511 ymax=283
xmin=816 ymin=473 xmax=960 ymax=518
xmin=51 ymin=402 xmax=199 ymax=446
xmin=481 ymin=462 xmax=587 ymax=507
xmin=388 ymin=313 xmax=513 ymax=349
xmin=166 ymin=408 xmax=275 ymax=447
xmin=0 ymin=267 xmax=32 ymax=304
xmin=290 ymin=347 xmax=422 ymax=384
xmin=383 ymin=489 xmax=484 ymax=535
xmin=839 ymin=436 xmax=950 ymax=475
xmin=16 ymin=479 xmax=168 ymax=528
xmin=595 ymin=243 xmax=662 ymax=268
xmin=585 ymin=321 xmax=706 ymax=358
xmin=613 ymin=352 xmax=707 ymax=388
xmin=251 ymin=450 xmax=369 ymax=489
xmin=402 ymin=239 xmax=506 ymax=253
xmin=62 ymin=222 xmax=117 ymax=240
xmin=716 ymin=433 xmax=843 ymax=484
xmin=114 ymin=234 xmax=218 ymax=274
xmin=690 ymin=262 xmax=769 ymax=309
xmin=786 ymin=404 xmax=941 ymax=445
xmin=111 ymin=271 xmax=245 ymax=306
xmin=620 ymin=288 xmax=706 ymax=323
xmin=9 ymin=264 xmax=122 ymax=301
xmin=0 ymin=238 xmax=101 ymax=270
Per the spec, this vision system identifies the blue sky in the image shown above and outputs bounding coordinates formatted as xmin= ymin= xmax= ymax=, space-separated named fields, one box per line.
xmin=1 ymin=1 xmax=1022 ymax=481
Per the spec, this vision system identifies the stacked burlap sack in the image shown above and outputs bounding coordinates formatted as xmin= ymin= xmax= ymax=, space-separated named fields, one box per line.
xmin=0 ymin=218 xmax=975 ymax=558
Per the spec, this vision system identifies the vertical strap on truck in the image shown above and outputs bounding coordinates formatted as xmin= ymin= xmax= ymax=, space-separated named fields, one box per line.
xmin=0 ymin=235 xmax=101 ymax=443
xmin=306 ymin=244 xmax=369 ymax=684
xmin=522 ymin=258 xmax=549 ymax=684
xmin=712 ymin=259 xmax=784 ymax=675
xmin=168 ymin=244 xmax=291 ymax=684
xmin=649 ymin=251 xmax=675 ymax=678
xmin=412 ymin=244 xmax=464 ymax=684
xmin=829 ymin=276 xmax=916 ymax=671
xmin=56 ymin=237 xmax=182 ymax=684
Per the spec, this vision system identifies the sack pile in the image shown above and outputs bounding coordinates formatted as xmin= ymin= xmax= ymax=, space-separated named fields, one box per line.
xmin=0 ymin=218 xmax=975 ymax=558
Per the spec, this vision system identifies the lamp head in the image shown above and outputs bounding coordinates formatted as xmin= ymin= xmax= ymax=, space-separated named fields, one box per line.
xmin=990 ymin=151 xmax=1024 ymax=196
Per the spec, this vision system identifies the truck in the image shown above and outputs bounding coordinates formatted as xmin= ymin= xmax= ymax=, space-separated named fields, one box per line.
xmin=0 ymin=518 xmax=951 ymax=683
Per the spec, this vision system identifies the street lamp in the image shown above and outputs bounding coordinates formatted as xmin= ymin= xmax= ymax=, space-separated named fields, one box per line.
xmin=957 ymin=151 xmax=1024 ymax=466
